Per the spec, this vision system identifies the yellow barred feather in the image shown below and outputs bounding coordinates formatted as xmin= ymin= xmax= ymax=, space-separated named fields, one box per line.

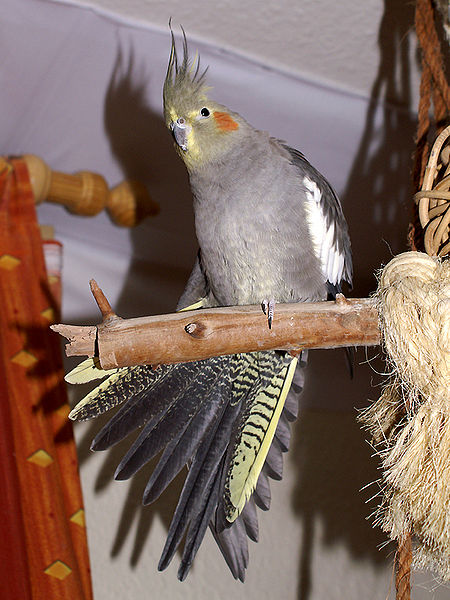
xmin=68 ymin=367 xmax=135 ymax=421
xmin=64 ymin=357 xmax=121 ymax=384
xmin=225 ymin=356 xmax=298 ymax=522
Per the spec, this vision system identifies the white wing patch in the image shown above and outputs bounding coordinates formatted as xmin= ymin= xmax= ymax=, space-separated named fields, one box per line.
xmin=303 ymin=177 xmax=345 ymax=285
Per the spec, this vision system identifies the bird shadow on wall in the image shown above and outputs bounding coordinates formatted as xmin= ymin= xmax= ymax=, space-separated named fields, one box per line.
xmin=73 ymin=44 xmax=198 ymax=568
xmin=292 ymin=1 xmax=418 ymax=598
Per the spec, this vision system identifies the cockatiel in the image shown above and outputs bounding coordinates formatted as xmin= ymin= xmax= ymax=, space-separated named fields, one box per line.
xmin=67 ymin=29 xmax=352 ymax=581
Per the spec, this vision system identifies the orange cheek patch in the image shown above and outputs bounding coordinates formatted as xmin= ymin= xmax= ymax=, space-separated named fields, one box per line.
xmin=213 ymin=111 xmax=239 ymax=131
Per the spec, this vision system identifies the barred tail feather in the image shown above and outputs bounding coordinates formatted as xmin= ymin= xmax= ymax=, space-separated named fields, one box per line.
xmin=68 ymin=366 xmax=142 ymax=421
xmin=223 ymin=356 xmax=298 ymax=523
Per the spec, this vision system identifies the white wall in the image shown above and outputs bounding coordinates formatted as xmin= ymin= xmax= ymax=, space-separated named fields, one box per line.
xmin=54 ymin=0 xmax=421 ymax=106
xmin=2 ymin=0 xmax=447 ymax=598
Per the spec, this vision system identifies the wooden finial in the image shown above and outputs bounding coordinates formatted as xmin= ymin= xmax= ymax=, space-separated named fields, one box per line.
xmin=23 ymin=154 xmax=159 ymax=227
xmin=107 ymin=179 xmax=159 ymax=227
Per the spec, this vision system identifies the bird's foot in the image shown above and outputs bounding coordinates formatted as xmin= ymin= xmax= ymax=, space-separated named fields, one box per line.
xmin=261 ymin=298 xmax=275 ymax=329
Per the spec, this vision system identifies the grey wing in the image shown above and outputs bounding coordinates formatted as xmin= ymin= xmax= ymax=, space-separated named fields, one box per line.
xmin=284 ymin=145 xmax=352 ymax=293
xmin=176 ymin=251 xmax=209 ymax=310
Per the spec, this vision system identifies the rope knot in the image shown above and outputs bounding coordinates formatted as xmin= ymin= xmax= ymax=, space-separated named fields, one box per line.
xmin=377 ymin=251 xmax=450 ymax=402
xmin=361 ymin=251 xmax=450 ymax=580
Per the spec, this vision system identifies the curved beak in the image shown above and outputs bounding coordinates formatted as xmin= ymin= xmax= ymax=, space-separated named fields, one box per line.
xmin=171 ymin=119 xmax=191 ymax=152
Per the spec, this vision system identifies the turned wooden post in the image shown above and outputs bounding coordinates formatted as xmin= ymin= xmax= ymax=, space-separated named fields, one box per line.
xmin=23 ymin=154 xmax=159 ymax=227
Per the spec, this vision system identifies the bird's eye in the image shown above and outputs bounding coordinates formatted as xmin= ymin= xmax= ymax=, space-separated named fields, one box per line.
xmin=200 ymin=107 xmax=210 ymax=118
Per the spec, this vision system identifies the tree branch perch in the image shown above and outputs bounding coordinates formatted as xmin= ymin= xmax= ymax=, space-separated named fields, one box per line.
xmin=51 ymin=282 xmax=380 ymax=369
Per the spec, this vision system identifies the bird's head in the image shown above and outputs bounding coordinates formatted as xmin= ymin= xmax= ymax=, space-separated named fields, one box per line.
xmin=163 ymin=27 xmax=243 ymax=171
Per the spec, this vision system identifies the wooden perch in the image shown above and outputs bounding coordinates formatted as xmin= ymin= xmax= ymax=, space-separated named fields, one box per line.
xmin=23 ymin=154 xmax=159 ymax=227
xmin=51 ymin=282 xmax=380 ymax=370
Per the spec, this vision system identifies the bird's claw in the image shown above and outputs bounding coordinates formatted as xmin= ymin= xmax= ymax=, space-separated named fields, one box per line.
xmin=261 ymin=299 xmax=275 ymax=329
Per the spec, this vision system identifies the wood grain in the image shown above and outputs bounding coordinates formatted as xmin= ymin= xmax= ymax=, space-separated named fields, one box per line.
xmin=53 ymin=297 xmax=380 ymax=369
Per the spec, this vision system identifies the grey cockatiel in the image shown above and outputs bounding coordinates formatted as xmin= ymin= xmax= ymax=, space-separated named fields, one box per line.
xmin=67 ymin=30 xmax=352 ymax=582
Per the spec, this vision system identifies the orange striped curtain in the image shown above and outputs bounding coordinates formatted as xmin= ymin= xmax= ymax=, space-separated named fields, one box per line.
xmin=0 ymin=157 xmax=93 ymax=599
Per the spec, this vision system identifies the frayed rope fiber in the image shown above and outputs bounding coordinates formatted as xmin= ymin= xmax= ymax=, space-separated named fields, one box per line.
xmin=360 ymin=251 xmax=450 ymax=579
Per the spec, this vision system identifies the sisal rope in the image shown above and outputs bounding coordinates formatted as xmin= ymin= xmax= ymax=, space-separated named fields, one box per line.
xmin=361 ymin=251 xmax=450 ymax=586
xmin=393 ymin=1 xmax=449 ymax=595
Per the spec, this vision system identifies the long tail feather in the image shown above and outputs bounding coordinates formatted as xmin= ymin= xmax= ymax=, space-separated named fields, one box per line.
xmin=143 ymin=383 xmax=228 ymax=505
xmin=158 ymin=382 xmax=241 ymax=572
xmin=275 ymin=412 xmax=291 ymax=452
xmin=264 ymin=439 xmax=284 ymax=481
xmin=222 ymin=355 xmax=297 ymax=522
xmin=69 ymin=365 xmax=168 ymax=422
xmin=177 ymin=458 xmax=224 ymax=581
xmin=240 ymin=497 xmax=259 ymax=542
xmin=91 ymin=362 xmax=203 ymax=451
xmin=253 ymin=470 xmax=271 ymax=511
xmin=115 ymin=360 xmax=226 ymax=480
xmin=211 ymin=514 xmax=249 ymax=581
